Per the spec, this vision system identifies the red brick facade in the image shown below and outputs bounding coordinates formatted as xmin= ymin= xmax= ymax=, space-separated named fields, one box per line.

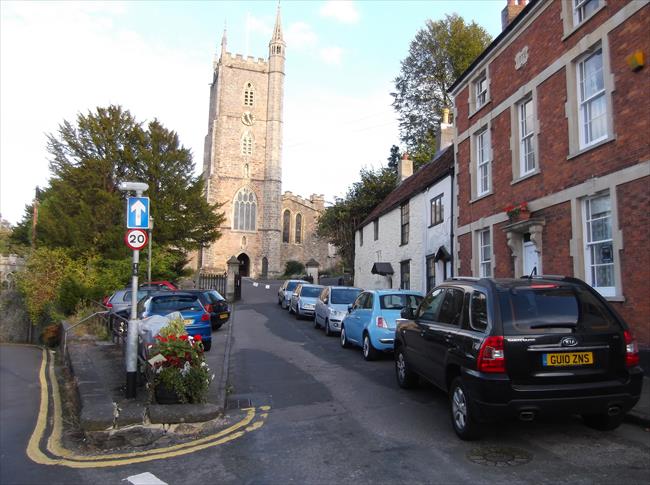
xmin=451 ymin=0 xmax=650 ymax=346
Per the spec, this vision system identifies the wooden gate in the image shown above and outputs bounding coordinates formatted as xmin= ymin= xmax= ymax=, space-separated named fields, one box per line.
xmin=198 ymin=272 xmax=227 ymax=295
xmin=234 ymin=273 xmax=242 ymax=300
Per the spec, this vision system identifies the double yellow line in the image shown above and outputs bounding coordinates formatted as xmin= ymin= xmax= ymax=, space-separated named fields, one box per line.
xmin=26 ymin=348 xmax=268 ymax=468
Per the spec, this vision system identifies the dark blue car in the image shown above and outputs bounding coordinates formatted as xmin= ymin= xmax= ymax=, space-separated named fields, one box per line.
xmin=137 ymin=292 xmax=213 ymax=351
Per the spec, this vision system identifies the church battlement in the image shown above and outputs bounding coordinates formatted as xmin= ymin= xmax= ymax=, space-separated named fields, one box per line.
xmin=221 ymin=52 xmax=269 ymax=70
xmin=282 ymin=192 xmax=325 ymax=212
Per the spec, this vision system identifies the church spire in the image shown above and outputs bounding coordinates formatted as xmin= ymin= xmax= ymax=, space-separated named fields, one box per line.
xmin=271 ymin=3 xmax=283 ymax=44
xmin=220 ymin=23 xmax=227 ymax=57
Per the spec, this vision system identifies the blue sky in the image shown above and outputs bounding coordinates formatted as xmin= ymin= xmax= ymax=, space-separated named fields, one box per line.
xmin=0 ymin=0 xmax=503 ymax=225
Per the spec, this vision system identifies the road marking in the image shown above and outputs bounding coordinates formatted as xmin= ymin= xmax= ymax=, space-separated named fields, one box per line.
xmin=26 ymin=347 xmax=269 ymax=468
xmin=125 ymin=472 xmax=167 ymax=484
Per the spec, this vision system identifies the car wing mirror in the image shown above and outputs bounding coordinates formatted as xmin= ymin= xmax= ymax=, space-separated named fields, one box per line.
xmin=348 ymin=304 xmax=353 ymax=313
xmin=401 ymin=307 xmax=414 ymax=319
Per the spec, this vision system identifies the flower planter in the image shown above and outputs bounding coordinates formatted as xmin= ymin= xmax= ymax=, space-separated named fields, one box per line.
xmin=155 ymin=383 xmax=182 ymax=404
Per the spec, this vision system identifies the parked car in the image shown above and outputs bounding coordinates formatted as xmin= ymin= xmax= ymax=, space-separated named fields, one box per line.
xmin=277 ymin=279 xmax=308 ymax=309
xmin=106 ymin=288 xmax=156 ymax=326
xmin=314 ymin=286 xmax=363 ymax=336
xmin=182 ymin=289 xmax=230 ymax=330
xmin=138 ymin=280 xmax=177 ymax=291
xmin=136 ymin=292 xmax=212 ymax=351
xmin=340 ymin=290 xmax=423 ymax=360
xmin=394 ymin=276 xmax=643 ymax=440
xmin=289 ymin=284 xmax=324 ymax=319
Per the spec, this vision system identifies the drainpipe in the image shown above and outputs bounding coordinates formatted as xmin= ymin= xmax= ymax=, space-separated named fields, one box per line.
xmin=450 ymin=167 xmax=455 ymax=278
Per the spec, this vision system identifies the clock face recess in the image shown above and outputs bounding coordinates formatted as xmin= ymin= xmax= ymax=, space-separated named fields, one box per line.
xmin=242 ymin=111 xmax=255 ymax=126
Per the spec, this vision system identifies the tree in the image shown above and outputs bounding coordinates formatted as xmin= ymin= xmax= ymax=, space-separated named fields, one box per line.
xmin=14 ymin=106 xmax=224 ymax=262
xmin=317 ymin=166 xmax=397 ymax=272
xmin=387 ymin=145 xmax=402 ymax=173
xmin=392 ymin=14 xmax=491 ymax=161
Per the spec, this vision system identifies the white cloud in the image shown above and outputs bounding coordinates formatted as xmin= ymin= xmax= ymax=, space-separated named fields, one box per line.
xmin=285 ymin=22 xmax=318 ymax=50
xmin=319 ymin=0 xmax=360 ymax=24
xmin=320 ymin=46 xmax=343 ymax=65
xmin=245 ymin=13 xmax=272 ymax=37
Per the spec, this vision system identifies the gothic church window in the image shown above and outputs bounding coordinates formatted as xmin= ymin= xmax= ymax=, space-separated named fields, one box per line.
xmin=241 ymin=132 xmax=253 ymax=155
xmin=282 ymin=210 xmax=291 ymax=243
xmin=295 ymin=214 xmax=302 ymax=244
xmin=244 ymin=82 xmax=254 ymax=107
xmin=233 ymin=187 xmax=257 ymax=231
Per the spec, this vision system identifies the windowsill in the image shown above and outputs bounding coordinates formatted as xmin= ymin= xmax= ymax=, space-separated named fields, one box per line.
xmin=561 ymin=4 xmax=607 ymax=41
xmin=605 ymin=295 xmax=625 ymax=303
xmin=567 ymin=135 xmax=616 ymax=160
xmin=428 ymin=222 xmax=443 ymax=228
xmin=399 ymin=242 xmax=409 ymax=247
xmin=470 ymin=190 xmax=493 ymax=203
xmin=469 ymin=99 xmax=491 ymax=120
xmin=511 ymin=169 xmax=541 ymax=185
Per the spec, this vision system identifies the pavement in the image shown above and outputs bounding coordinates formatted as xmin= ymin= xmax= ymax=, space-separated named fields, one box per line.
xmin=63 ymin=312 xmax=234 ymax=445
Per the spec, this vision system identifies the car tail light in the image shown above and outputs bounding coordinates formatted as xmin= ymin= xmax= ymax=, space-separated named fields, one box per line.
xmin=624 ymin=330 xmax=640 ymax=367
xmin=105 ymin=302 xmax=113 ymax=309
xmin=477 ymin=336 xmax=506 ymax=373
xmin=376 ymin=316 xmax=388 ymax=328
xmin=530 ymin=284 xmax=558 ymax=289
xmin=201 ymin=313 xmax=210 ymax=321
xmin=204 ymin=304 xmax=214 ymax=313
xmin=102 ymin=296 xmax=110 ymax=306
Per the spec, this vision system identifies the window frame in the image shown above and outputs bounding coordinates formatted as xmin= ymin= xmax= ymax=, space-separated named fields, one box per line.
xmin=582 ymin=191 xmax=616 ymax=297
xmin=400 ymin=201 xmax=410 ymax=245
xmin=478 ymin=228 xmax=492 ymax=278
xmin=430 ymin=194 xmax=444 ymax=227
xmin=577 ymin=48 xmax=607 ymax=149
xmin=232 ymin=187 xmax=257 ymax=232
xmin=400 ymin=260 xmax=411 ymax=290
xmin=295 ymin=213 xmax=303 ymax=244
xmin=518 ymin=97 xmax=536 ymax=176
xmin=475 ymin=74 xmax=488 ymax=110
xmin=243 ymin=82 xmax=255 ymax=107
xmin=373 ymin=219 xmax=379 ymax=241
xmin=282 ymin=209 xmax=291 ymax=243
xmin=573 ymin=0 xmax=601 ymax=26
xmin=241 ymin=132 xmax=253 ymax=156
xmin=476 ymin=129 xmax=491 ymax=197
xmin=359 ymin=227 xmax=364 ymax=247
xmin=426 ymin=254 xmax=436 ymax=294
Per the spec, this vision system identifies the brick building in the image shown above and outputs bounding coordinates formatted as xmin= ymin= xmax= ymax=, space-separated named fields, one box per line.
xmin=199 ymin=6 xmax=334 ymax=278
xmin=449 ymin=0 xmax=649 ymax=346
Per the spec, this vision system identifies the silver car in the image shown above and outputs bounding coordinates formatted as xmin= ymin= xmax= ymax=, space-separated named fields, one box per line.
xmin=314 ymin=286 xmax=363 ymax=336
xmin=289 ymin=284 xmax=324 ymax=319
xmin=277 ymin=279 xmax=308 ymax=309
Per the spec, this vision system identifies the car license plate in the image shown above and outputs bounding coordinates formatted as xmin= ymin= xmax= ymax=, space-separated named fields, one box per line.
xmin=542 ymin=352 xmax=593 ymax=366
xmin=219 ymin=313 xmax=228 ymax=319
xmin=183 ymin=319 xmax=194 ymax=325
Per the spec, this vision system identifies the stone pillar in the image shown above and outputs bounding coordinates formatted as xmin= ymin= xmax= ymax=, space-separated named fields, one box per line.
xmin=226 ymin=256 xmax=240 ymax=301
xmin=305 ymin=258 xmax=320 ymax=284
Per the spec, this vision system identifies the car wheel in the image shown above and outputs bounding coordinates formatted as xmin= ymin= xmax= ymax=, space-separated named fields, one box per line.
xmin=203 ymin=341 xmax=212 ymax=352
xmin=362 ymin=333 xmax=379 ymax=361
xmin=314 ymin=314 xmax=320 ymax=329
xmin=395 ymin=347 xmax=418 ymax=389
xmin=277 ymin=297 xmax=282 ymax=305
xmin=340 ymin=326 xmax=351 ymax=348
xmin=582 ymin=413 xmax=625 ymax=431
xmin=325 ymin=319 xmax=332 ymax=336
xmin=449 ymin=377 xmax=481 ymax=440
xmin=295 ymin=307 xmax=301 ymax=319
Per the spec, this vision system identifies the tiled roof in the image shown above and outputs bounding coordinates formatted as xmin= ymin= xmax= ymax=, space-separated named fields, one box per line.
xmin=360 ymin=145 xmax=454 ymax=228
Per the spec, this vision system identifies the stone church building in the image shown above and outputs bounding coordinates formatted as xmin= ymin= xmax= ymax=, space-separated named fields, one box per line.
xmin=198 ymin=7 xmax=334 ymax=278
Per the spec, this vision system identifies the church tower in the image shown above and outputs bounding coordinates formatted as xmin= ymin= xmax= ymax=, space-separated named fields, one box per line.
xmin=200 ymin=6 xmax=285 ymax=278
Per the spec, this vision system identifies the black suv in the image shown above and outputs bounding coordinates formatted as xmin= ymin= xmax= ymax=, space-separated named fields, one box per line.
xmin=394 ymin=276 xmax=643 ymax=440
xmin=182 ymin=289 xmax=230 ymax=330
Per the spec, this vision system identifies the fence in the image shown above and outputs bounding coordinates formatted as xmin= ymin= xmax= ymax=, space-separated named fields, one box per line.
xmin=197 ymin=272 xmax=228 ymax=295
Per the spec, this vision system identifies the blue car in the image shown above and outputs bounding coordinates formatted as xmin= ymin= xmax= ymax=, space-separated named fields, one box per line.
xmin=137 ymin=292 xmax=213 ymax=351
xmin=289 ymin=284 xmax=324 ymax=319
xmin=340 ymin=289 xmax=423 ymax=361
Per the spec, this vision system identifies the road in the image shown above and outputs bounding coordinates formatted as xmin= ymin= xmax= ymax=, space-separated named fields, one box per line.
xmin=1 ymin=280 xmax=648 ymax=484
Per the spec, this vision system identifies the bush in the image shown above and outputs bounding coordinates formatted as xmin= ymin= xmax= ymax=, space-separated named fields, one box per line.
xmin=284 ymin=260 xmax=305 ymax=277
xmin=41 ymin=324 xmax=61 ymax=347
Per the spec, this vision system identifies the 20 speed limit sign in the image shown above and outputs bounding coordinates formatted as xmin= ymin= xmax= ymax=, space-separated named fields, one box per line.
xmin=124 ymin=229 xmax=148 ymax=250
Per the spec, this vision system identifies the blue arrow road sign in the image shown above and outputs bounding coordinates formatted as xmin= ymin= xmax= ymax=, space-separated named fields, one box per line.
xmin=127 ymin=197 xmax=150 ymax=229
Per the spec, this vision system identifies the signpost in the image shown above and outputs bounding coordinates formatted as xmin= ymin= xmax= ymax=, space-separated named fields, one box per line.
xmin=118 ymin=182 xmax=149 ymax=399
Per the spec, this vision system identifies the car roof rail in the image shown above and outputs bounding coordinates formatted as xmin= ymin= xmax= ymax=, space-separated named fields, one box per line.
xmin=520 ymin=274 xmax=566 ymax=280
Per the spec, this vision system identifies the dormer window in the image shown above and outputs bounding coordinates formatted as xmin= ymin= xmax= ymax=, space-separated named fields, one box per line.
xmin=244 ymin=82 xmax=254 ymax=107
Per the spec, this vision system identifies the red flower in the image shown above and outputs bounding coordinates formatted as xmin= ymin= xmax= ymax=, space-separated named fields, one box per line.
xmin=155 ymin=335 xmax=168 ymax=343
xmin=169 ymin=334 xmax=176 ymax=341
xmin=180 ymin=335 xmax=188 ymax=341
xmin=194 ymin=334 xmax=202 ymax=342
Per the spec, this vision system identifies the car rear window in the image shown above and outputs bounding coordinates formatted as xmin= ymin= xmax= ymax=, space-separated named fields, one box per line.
xmin=498 ymin=285 xmax=621 ymax=335
xmin=380 ymin=294 xmax=423 ymax=310
xmin=206 ymin=291 xmax=225 ymax=303
xmin=150 ymin=296 xmax=203 ymax=313
xmin=301 ymin=286 xmax=323 ymax=298
xmin=331 ymin=289 xmax=361 ymax=305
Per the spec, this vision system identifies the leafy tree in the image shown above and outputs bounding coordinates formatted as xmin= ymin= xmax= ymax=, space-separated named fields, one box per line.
xmin=387 ymin=145 xmax=402 ymax=173
xmin=317 ymin=166 xmax=397 ymax=272
xmin=392 ymin=14 xmax=491 ymax=159
xmin=13 ymin=106 xmax=224 ymax=262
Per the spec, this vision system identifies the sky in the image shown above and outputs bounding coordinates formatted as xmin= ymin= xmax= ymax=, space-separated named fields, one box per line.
xmin=0 ymin=0 xmax=503 ymax=226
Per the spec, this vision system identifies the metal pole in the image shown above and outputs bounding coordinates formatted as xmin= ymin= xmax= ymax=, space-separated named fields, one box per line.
xmin=147 ymin=217 xmax=154 ymax=285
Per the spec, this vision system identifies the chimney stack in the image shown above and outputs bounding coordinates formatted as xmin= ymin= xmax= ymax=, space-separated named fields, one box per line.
xmin=501 ymin=0 xmax=527 ymax=31
xmin=398 ymin=153 xmax=413 ymax=182
xmin=436 ymin=107 xmax=454 ymax=152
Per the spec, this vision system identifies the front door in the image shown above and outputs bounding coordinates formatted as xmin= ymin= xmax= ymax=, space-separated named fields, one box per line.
xmin=522 ymin=241 xmax=539 ymax=277
xmin=237 ymin=253 xmax=250 ymax=277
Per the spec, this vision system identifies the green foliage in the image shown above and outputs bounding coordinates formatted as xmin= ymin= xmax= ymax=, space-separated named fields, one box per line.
xmin=159 ymin=316 xmax=187 ymax=338
xmin=283 ymin=260 xmax=305 ymax=276
xmin=317 ymin=166 xmax=397 ymax=272
xmin=392 ymin=14 xmax=491 ymax=156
